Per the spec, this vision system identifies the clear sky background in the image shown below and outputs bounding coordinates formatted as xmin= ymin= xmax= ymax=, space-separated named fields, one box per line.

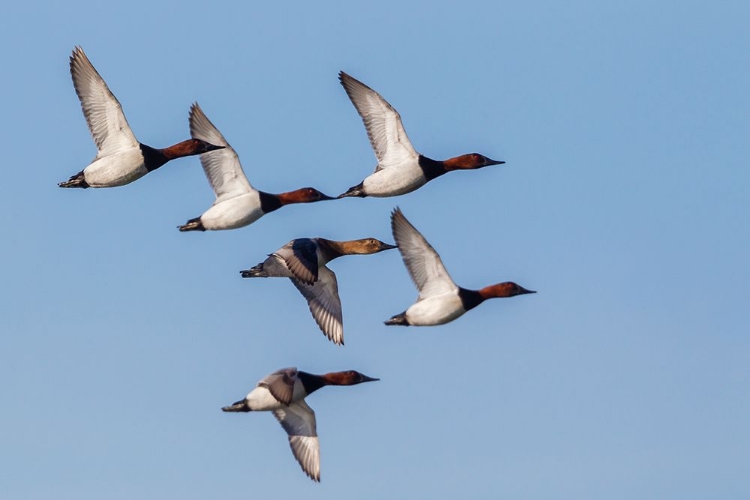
xmin=1 ymin=1 xmax=748 ymax=498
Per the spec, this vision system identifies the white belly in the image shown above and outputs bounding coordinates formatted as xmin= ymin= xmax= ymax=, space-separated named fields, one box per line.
xmin=245 ymin=381 xmax=308 ymax=411
xmin=363 ymin=165 xmax=426 ymax=197
xmin=201 ymin=192 xmax=264 ymax=230
xmin=83 ymin=149 xmax=147 ymax=187
xmin=244 ymin=387 xmax=285 ymax=411
xmin=406 ymin=294 xmax=466 ymax=326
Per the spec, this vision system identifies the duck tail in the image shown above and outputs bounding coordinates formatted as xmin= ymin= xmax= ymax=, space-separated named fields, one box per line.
xmin=337 ymin=181 xmax=366 ymax=199
xmin=58 ymin=171 xmax=89 ymax=188
xmin=178 ymin=217 xmax=205 ymax=232
xmin=384 ymin=312 xmax=409 ymax=326
xmin=240 ymin=262 xmax=267 ymax=278
xmin=221 ymin=399 xmax=251 ymax=412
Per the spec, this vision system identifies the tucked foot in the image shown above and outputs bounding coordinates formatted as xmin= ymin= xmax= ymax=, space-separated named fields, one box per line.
xmin=178 ymin=217 xmax=205 ymax=232
xmin=240 ymin=263 xmax=267 ymax=278
xmin=58 ymin=171 xmax=89 ymax=188
xmin=337 ymin=181 xmax=366 ymax=199
xmin=384 ymin=312 xmax=409 ymax=326
xmin=221 ymin=399 xmax=251 ymax=412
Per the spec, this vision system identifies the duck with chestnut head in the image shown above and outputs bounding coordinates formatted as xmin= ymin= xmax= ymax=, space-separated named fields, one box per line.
xmin=178 ymin=104 xmax=333 ymax=231
xmin=59 ymin=47 xmax=224 ymax=189
xmin=336 ymin=71 xmax=504 ymax=199
xmin=222 ymin=367 xmax=379 ymax=482
xmin=240 ymin=237 xmax=396 ymax=345
xmin=385 ymin=208 xmax=535 ymax=327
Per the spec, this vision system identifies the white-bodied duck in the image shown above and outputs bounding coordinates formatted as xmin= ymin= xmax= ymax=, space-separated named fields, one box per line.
xmin=179 ymin=104 xmax=333 ymax=231
xmin=386 ymin=208 xmax=535 ymax=326
xmin=60 ymin=47 xmax=223 ymax=188
xmin=337 ymin=72 xmax=504 ymax=198
xmin=240 ymin=237 xmax=396 ymax=345
xmin=222 ymin=367 xmax=379 ymax=482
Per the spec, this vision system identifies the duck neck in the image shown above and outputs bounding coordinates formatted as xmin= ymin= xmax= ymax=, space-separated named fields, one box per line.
xmin=139 ymin=144 xmax=170 ymax=172
xmin=457 ymin=287 xmax=485 ymax=311
xmin=316 ymin=239 xmax=347 ymax=262
xmin=417 ymin=155 xmax=448 ymax=181
xmin=296 ymin=371 xmax=327 ymax=395
xmin=258 ymin=191 xmax=283 ymax=213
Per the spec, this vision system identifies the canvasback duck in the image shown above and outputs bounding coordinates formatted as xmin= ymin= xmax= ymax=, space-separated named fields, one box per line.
xmin=385 ymin=208 xmax=535 ymax=326
xmin=59 ymin=47 xmax=223 ymax=188
xmin=222 ymin=367 xmax=378 ymax=482
xmin=240 ymin=237 xmax=396 ymax=345
xmin=337 ymin=72 xmax=504 ymax=198
xmin=178 ymin=104 xmax=333 ymax=231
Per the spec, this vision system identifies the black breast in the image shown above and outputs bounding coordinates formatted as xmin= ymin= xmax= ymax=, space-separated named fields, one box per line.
xmin=258 ymin=191 xmax=283 ymax=213
xmin=417 ymin=155 xmax=447 ymax=181
xmin=457 ymin=287 xmax=484 ymax=311
xmin=139 ymin=144 xmax=169 ymax=172
xmin=297 ymin=371 xmax=326 ymax=395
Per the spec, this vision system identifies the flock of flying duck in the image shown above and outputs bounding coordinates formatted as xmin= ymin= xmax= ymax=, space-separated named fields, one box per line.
xmin=61 ymin=46 xmax=536 ymax=482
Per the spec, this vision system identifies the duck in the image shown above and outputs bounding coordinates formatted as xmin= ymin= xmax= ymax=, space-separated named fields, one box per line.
xmin=337 ymin=72 xmax=504 ymax=198
xmin=178 ymin=104 xmax=333 ymax=231
xmin=222 ymin=367 xmax=379 ymax=482
xmin=59 ymin=47 xmax=223 ymax=189
xmin=385 ymin=207 xmax=535 ymax=326
xmin=240 ymin=237 xmax=397 ymax=345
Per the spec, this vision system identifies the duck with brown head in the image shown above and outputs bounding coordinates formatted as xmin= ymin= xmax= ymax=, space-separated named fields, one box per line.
xmin=384 ymin=208 xmax=535 ymax=327
xmin=221 ymin=367 xmax=379 ymax=482
xmin=336 ymin=72 xmax=504 ymax=199
xmin=59 ymin=47 xmax=224 ymax=189
xmin=178 ymin=104 xmax=333 ymax=231
xmin=240 ymin=236 xmax=397 ymax=345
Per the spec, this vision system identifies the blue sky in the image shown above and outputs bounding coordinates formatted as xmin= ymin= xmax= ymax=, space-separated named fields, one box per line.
xmin=1 ymin=1 xmax=749 ymax=498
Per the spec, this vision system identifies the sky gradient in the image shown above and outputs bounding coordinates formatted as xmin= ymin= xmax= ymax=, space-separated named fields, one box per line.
xmin=1 ymin=1 xmax=749 ymax=499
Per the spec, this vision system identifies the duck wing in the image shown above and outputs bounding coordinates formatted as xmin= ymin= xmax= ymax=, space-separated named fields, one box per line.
xmin=391 ymin=207 xmax=457 ymax=299
xmin=189 ymin=103 xmax=253 ymax=202
xmin=275 ymin=239 xmax=319 ymax=286
xmin=339 ymin=72 xmax=418 ymax=172
xmin=291 ymin=266 xmax=344 ymax=345
xmin=273 ymin=400 xmax=320 ymax=482
xmin=258 ymin=367 xmax=297 ymax=405
xmin=70 ymin=47 xmax=138 ymax=156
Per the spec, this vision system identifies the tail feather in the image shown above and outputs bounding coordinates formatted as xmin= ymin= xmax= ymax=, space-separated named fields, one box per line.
xmin=384 ymin=312 xmax=409 ymax=326
xmin=179 ymin=217 xmax=205 ymax=232
xmin=240 ymin=263 xmax=267 ymax=278
xmin=59 ymin=171 xmax=89 ymax=188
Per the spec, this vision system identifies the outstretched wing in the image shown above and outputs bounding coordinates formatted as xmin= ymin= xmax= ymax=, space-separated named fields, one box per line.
xmin=391 ymin=207 xmax=457 ymax=299
xmin=291 ymin=266 xmax=344 ymax=345
xmin=189 ymin=103 xmax=253 ymax=201
xmin=273 ymin=400 xmax=320 ymax=482
xmin=339 ymin=72 xmax=418 ymax=172
xmin=70 ymin=46 xmax=138 ymax=156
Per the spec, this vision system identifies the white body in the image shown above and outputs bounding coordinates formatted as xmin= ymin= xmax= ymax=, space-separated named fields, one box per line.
xmin=82 ymin=149 xmax=147 ymax=187
xmin=243 ymin=379 xmax=309 ymax=411
xmin=361 ymin=164 xmax=426 ymax=197
xmin=200 ymin=191 xmax=264 ymax=230
xmin=404 ymin=294 xmax=466 ymax=326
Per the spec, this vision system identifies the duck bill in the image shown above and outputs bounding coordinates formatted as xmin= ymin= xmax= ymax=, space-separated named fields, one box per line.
xmin=379 ymin=243 xmax=398 ymax=251
xmin=485 ymin=158 xmax=505 ymax=166
xmin=361 ymin=375 xmax=380 ymax=383
xmin=318 ymin=193 xmax=335 ymax=201
xmin=518 ymin=287 xmax=536 ymax=295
